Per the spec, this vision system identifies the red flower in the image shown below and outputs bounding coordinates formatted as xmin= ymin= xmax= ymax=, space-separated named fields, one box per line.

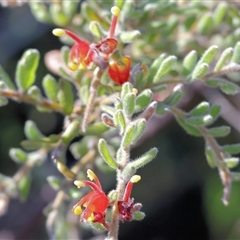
xmin=52 ymin=6 xmax=132 ymax=85
xmin=72 ymin=169 xmax=109 ymax=229
xmin=118 ymin=175 xmax=142 ymax=222
xmin=108 ymin=56 xmax=131 ymax=85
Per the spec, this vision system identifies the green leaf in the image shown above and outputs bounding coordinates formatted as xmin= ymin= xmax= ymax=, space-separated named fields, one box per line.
xmin=185 ymin=114 xmax=213 ymax=126
xmin=15 ymin=49 xmax=40 ymax=91
xmin=49 ymin=3 xmax=69 ymax=26
xmin=89 ymin=21 xmax=105 ymax=38
xmin=70 ymin=137 xmax=90 ymax=159
xmin=197 ymin=12 xmax=213 ymax=34
xmin=209 ymin=105 xmax=221 ymax=121
xmin=79 ymin=84 xmax=90 ymax=106
xmin=191 ymin=63 xmax=208 ymax=81
xmin=222 ymin=143 xmax=240 ymax=155
xmin=114 ymin=0 xmax=124 ymax=9
xmin=213 ymin=2 xmax=227 ymax=26
xmin=156 ymin=102 xmax=169 ymax=115
xmin=198 ymin=45 xmax=219 ymax=66
xmin=205 ymin=146 xmax=216 ymax=168
xmin=208 ymin=126 xmax=231 ymax=138
xmin=20 ymin=140 xmax=46 ymax=151
xmin=29 ymin=2 xmax=52 ymax=23
xmin=231 ymin=41 xmax=240 ymax=64
xmin=122 ymin=123 xmax=135 ymax=147
xmin=120 ymin=30 xmax=141 ymax=43
xmin=135 ymin=89 xmax=152 ymax=113
xmin=147 ymin=53 xmax=166 ymax=84
xmin=9 ymin=148 xmax=28 ymax=164
xmin=121 ymin=82 xmax=133 ymax=100
xmin=0 ymin=65 xmax=16 ymax=90
xmin=205 ymin=78 xmax=240 ymax=95
xmin=164 ymin=84 xmax=183 ymax=106
xmin=130 ymin=147 xmax=158 ymax=169
xmin=47 ymin=176 xmax=62 ymax=191
xmin=214 ymin=47 xmax=233 ymax=71
xmin=60 ymin=46 xmax=70 ymax=65
xmin=27 ymin=85 xmax=42 ymax=102
xmin=89 ymin=222 xmax=107 ymax=231
xmin=176 ymin=117 xmax=202 ymax=137
xmin=62 ymin=1 xmax=78 ymax=19
xmin=98 ymin=139 xmax=117 ymax=169
xmin=182 ymin=50 xmax=198 ymax=76
xmin=123 ymin=92 xmax=136 ymax=116
xmin=42 ymin=74 xmax=59 ymax=101
xmin=153 ymin=55 xmax=177 ymax=82
xmin=114 ymin=110 xmax=126 ymax=135
xmin=189 ymin=101 xmax=210 ymax=116
xmin=61 ymin=121 xmax=80 ymax=144
xmin=219 ymin=80 xmax=240 ymax=95
xmin=18 ymin=175 xmax=31 ymax=201
xmin=82 ymin=3 xmax=108 ymax=28
xmin=224 ymin=158 xmax=239 ymax=169
xmin=131 ymin=119 xmax=147 ymax=144
xmin=55 ymin=159 xmax=77 ymax=179
xmin=84 ymin=122 xmax=109 ymax=135
xmin=133 ymin=211 xmax=145 ymax=221
xmin=57 ymin=79 xmax=74 ymax=115
xmin=121 ymin=0 xmax=135 ymax=18
xmin=24 ymin=120 xmax=45 ymax=140
xmin=68 ymin=186 xmax=83 ymax=200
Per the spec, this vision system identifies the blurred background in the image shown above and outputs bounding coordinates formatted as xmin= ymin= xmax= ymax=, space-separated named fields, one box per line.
xmin=1 ymin=1 xmax=240 ymax=240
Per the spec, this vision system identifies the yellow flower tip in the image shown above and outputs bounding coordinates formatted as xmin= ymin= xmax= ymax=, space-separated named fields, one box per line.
xmin=68 ymin=62 xmax=78 ymax=71
xmin=74 ymin=180 xmax=86 ymax=188
xmin=121 ymin=56 xmax=131 ymax=66
xmin=73 ymin=206 xmax=82 ymax=215
xmin=133 ymin=88 xmax=138 ymax=95
xmin=52 ymin=28 xmax=66 ymax=37
xmin=87 ymin=169 xmax=97 ymax=181
xmin=130 ymin=175 xmax=141 ymax=183
xmin=87 ymin=213 xmax=95 ymax=222
xmin=111 ymin=6 xmax=121 ymax=17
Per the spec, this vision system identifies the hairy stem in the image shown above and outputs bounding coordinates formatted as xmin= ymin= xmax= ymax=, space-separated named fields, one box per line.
xmin=0 ymin=89 xmax=62 ymax=112
xmin=81 ymin=67 xmax=103 ymax=132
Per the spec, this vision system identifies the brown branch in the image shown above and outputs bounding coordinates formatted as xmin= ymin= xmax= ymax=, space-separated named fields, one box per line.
xmin=0 ymin=89 xmax=62 ymax=112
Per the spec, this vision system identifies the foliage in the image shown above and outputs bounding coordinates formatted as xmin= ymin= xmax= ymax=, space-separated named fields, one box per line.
xmin=1 ymin=1 xmax=240 ymax=239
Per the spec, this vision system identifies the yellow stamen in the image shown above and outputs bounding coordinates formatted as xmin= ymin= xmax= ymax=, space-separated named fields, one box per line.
xmin=52 ymin=28 xmax=66 ymax=37
xmin=73 ymin=206 xmax=82 ymax=215
xmin=74 ymin=180 xmax=86 ymax=188
xmin=68 ymin=61 xmax=78 ymax=71
xmin=133 ymin=88 xmax=138 ymax=95
xmin=87 ymin=213 xmax=95 ymax=221
xmin=130 ymin=175 xmax=141 ymax=183
xmin=111 ymin=6 xmax=121 ymax=17
xmin=87 ymin=169 xmax=96 ymax=181
xmin=121 ymin=56 xmax=130 ymax=66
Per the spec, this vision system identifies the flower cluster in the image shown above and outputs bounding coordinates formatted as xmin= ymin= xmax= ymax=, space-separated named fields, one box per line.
xmin=52 ymin=6 xmax=131 ymax=85
xmin=72 ymin=170 xmax=142 ymax=228
xmin=72 ymin=169 xmax=109 ymax=229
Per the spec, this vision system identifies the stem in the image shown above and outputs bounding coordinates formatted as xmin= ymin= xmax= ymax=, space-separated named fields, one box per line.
xmin=171 ymin=106 xmax=232 ymax=205
xmin=107 ymin=119 xmax=131 ymax=239
xmin=0 ymin=89 xmax=62 ymax=112
xmin=198 ymin=126 xmax=231 ymax=205
xmin=81 ymin=67 xmax=103 ymax=132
